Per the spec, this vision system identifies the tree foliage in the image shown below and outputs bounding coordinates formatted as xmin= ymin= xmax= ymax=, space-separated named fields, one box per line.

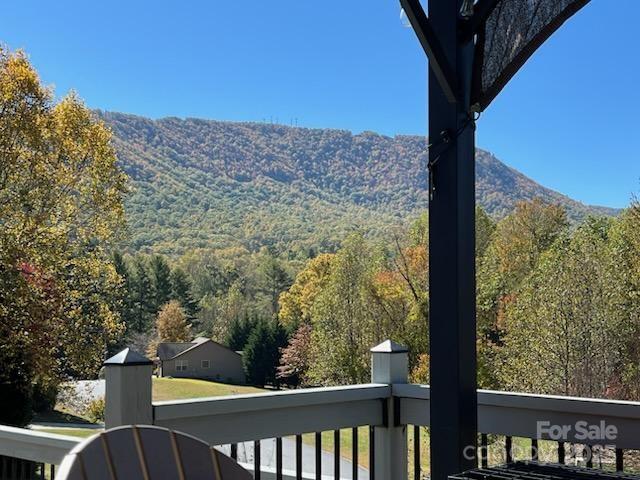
xmin=242 ymin=319 xmax=287 ymax=387
xmin=0 ymin=49 xmax=126 ymax=424
xmin=277 ymin=323 xmax=312 ymax=387
xmin=155 ymin=301 xmax=192 ymax=343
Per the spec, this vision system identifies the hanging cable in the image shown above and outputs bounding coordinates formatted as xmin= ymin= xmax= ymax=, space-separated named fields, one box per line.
xmin=427 ymin=112 xmax=480 ymax=200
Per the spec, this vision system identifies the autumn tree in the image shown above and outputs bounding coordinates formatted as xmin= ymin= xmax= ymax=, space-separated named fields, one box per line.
xmin=498 ymin=218 xmax=623 ymax=397
xmin=0 ymin=49 xmax=126 ymax=424
xmin=277 ymin=323 xmax=312 ymax=387
xmin=155 ymin=301 xmax=192 ymax=343
xmin=307 ymin=234 xmax=380 ymax=385
xmin=476 ymin=199 xmax=568 ymax=388
xmin=595 ymin=203 xmax=640 ymax=399
xmin=278 ymin=253 xmax=335 ymax=329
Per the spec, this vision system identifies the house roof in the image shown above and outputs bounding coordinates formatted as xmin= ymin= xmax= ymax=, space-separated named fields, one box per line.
xmin=157 ymin=337 xmax=240 ymax=361
xmin=157 ymin=342 xmax=193 ymax=361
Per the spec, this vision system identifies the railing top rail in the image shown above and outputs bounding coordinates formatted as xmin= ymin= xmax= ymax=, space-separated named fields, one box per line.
xmin=0 ymin=424 xmax=81 ymax=465
xmin=395 ymin=383 xmax=640 ymax=419
xmin=154 ymin=383 xmax=390 ymax=421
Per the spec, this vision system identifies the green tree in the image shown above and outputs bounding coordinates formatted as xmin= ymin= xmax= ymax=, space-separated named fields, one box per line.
xmin=498 ymin=218 xmax=622 ymax=397
xmin=475 ymin=206 xmax=496 ymax=261
xmin=171 ymin=267 xmax=199 ymax=320
xmin=225 ymin=314 xmax=258 ymax=352
xmin=258 ymin=251 xmax=292 ymax=316
xmin=243 ymin=320 xmax=271 ymax=387
xmin=476 ymin=199 xmax=568 ymax=388
xmin=112 ymin=251 xmax=135 ymax=331
xmin=130 ymin=256 xmax=156 ymax=332
xmin=599 ymin=203 xmax=640 ymax=399
xmin=307 ymin=234 xmax=379 ymax=385
xmin=242 ymin=318 xmax=288 ymax=387
xmin=0 ymin=48 xmax=126 ymax=424
xmin=151 ymin=255 xmax=172 ymax=311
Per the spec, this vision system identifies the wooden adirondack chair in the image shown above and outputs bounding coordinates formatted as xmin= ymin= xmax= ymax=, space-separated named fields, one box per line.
xmin=56 ymin=425 xmax=253 ymax=480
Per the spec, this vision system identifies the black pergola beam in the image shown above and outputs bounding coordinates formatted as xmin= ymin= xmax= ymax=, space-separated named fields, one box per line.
xmin=427 ymin=1 xmax=478 ymax=480
xmin=468 ymin=0 xmax=500 ymax=34
xmin=399 ymin=0 xmax=459 ymax=104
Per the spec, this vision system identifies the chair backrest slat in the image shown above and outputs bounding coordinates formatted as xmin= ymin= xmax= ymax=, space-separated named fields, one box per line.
xmin=56 ymin=426 xmax=252 ymax=480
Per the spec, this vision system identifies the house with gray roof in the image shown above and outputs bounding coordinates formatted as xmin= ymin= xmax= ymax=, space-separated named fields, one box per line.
xmin=156 ymin=337 xmax=245 ymax=384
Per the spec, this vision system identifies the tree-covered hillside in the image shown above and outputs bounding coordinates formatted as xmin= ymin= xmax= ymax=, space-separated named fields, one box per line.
xmin=99 ymin=112 xmax=616 ymax=256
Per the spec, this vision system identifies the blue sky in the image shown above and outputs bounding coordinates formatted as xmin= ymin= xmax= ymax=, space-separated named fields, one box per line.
xmin=2 ymin=1 xmax=638 ymax=208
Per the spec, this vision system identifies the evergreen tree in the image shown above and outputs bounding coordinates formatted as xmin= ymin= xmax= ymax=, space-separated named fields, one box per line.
xmin=131 ymin=256 xmax=156 ymax=332
xmin=242 ymin=318 xmax=288 ymax=387
xmin=225 ymin=313 xmax=257 ymax=352
xmin=112 ymin=251 xmax=135 ymax=329
xmin=242 ymin=320 xmax=272 ymax=387
xmin=258 ymin=252 xmax=292 ymax=316
xmin=151 ymin=255 xmax=172 ymax=311
xmin=171 ymin=267 xmax=199 ymax=320
xmin=269 ymin=321 xmax=289 ymax=387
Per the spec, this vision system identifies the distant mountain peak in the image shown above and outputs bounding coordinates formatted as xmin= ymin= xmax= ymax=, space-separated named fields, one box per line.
xmin=98 ymin=111 xmax=617 ymax=255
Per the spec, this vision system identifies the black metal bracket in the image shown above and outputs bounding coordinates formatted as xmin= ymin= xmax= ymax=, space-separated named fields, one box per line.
xmin=400 ymin=0 xmax=459 ymax=104
xmin=460 ymin=0 xmax=500 ymax=41
xmin=380 ymin=397 xmax=402 ymax=428
xmin=393 ymin=396 xmax=402 ymax=427
xmin=381 ymin=398 xmax=389 ymax=428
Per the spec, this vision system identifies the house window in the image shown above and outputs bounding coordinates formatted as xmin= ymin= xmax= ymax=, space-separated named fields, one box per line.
xmin=176 ymin=360 xmax=188 ymax=372
xmin=201 ymin=360 xmax=210 ymax=369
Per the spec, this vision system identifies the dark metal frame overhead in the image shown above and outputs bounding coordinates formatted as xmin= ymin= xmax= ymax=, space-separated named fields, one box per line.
xmin=470 ymin=0 xmax=591 ymax=110
xmin=399 ymin=1 xmax=591 ymax=479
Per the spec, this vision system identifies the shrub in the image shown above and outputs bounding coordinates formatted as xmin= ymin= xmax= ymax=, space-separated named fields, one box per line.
xmin=0 ymin=348 xmax=33 ymax=426
xmin=85 ymin=398 xmax=105 ymax=424
xmin=32 ymin=382 xmax=59 ymax=413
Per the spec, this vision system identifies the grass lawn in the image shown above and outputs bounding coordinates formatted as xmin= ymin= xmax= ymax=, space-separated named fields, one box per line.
xmin=299 ymin=430 xmax=565 ymax=476
xmin=152 ymin=377 xmax=266 ymax=402
xmin=33 ymin=408 xmax=93 ymax=425
xmin=301 ymin=427 xmax=373 ymax=470
xmin=31 ymin=378 xmax=266 ymax=439
xmin=37 ymin=428 xmax=99 ymax=438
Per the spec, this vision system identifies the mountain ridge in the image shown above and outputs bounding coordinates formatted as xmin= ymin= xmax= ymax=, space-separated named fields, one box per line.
xmin=99 ymin=111 xmax=617 ymax=256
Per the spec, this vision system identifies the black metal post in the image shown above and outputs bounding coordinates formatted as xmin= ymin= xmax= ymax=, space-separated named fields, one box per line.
xmin=428 ymin=1 xmax=477 ymax=479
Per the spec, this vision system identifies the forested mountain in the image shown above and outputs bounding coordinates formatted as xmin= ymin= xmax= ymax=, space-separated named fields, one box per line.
xmin=99 ymin=111 xmax=617 ymax=256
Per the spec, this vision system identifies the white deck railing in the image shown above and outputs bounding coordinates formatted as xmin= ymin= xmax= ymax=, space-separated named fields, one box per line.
xmin=154 ymin=383 xmax=389 ymax=446
xmin=395 ymin=383 xmax=640 ymax=449
xmin=4 ymin=342 xmax=640 ymax=479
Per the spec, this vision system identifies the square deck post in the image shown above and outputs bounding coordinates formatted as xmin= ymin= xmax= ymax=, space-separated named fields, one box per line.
xmin=371 ymin=340 xmax=409 ymax=480
xmin=104 ymin=348 xmax=154 ymax=429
